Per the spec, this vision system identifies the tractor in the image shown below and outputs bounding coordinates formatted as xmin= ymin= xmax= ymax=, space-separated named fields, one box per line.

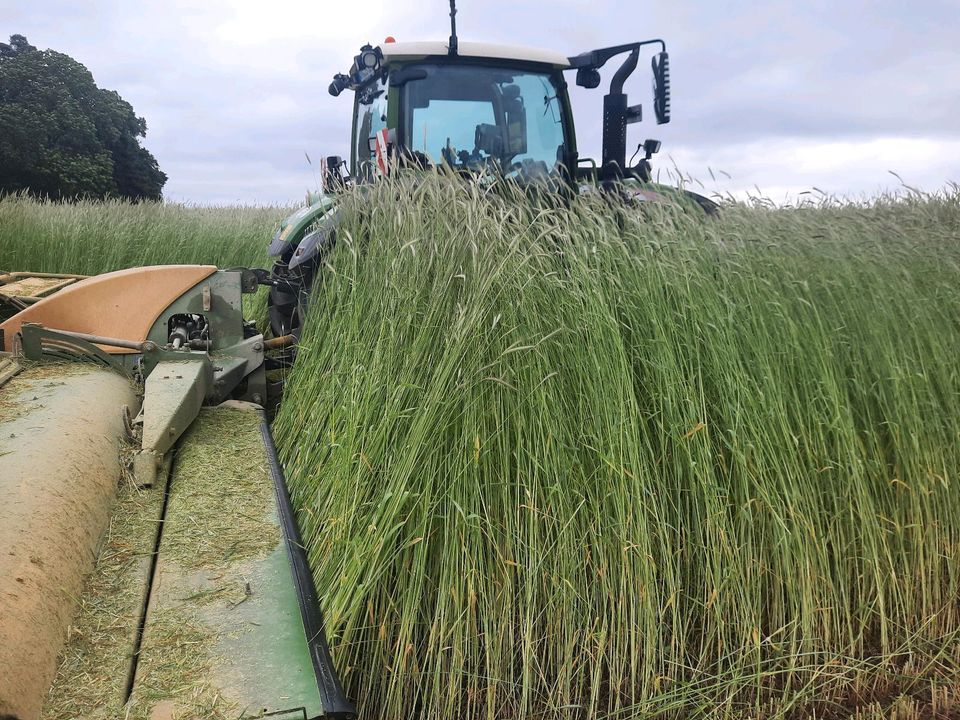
xmin=267 ymin=3 xmax=714 ymax=341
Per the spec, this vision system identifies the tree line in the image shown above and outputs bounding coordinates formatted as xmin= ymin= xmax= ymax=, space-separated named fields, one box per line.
xmin=0 ymin=34 xmax=166 ymax=200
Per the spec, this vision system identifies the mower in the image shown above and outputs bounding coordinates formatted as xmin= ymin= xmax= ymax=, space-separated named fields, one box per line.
xmin=0 ymin=267 xmax=353 ymax=719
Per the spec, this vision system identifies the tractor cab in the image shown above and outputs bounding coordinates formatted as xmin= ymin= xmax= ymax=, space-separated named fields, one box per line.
xmin=266 ymin=27 xmax=674 ymax=341
xmin=325 ymin=36 xmax=671 ymax=188
xmin=341 ymin=42 xmax=574 ymax=185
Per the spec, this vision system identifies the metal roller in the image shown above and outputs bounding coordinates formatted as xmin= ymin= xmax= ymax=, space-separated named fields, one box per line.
xmin=0 ymin=365 xmax=136 ymax=720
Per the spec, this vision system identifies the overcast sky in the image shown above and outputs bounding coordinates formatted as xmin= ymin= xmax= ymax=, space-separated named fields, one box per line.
xmin=4 ymin=0 xmax=959 ymax=204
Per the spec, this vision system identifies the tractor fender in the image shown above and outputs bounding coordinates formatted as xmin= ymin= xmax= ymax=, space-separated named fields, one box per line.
xmin=628 ymin=182 xmax=720 ymax=216
xmin=268 ymin=194 xmax=338 ymax=258
xmin=682 ymin=189 xmax=720 ymax=216
xmin=289 ymin=208 xmax=343 ymax=270
xmin=267 ymin=202 xmax=342 ymax=338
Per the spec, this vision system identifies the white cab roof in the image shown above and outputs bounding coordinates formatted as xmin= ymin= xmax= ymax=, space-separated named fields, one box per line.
xmin=381 ymin=40 xmax=570 ymax=69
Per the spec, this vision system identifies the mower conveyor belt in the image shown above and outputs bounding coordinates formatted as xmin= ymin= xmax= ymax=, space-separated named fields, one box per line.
xmin=126 ymin=402 xmax=350 ymax=719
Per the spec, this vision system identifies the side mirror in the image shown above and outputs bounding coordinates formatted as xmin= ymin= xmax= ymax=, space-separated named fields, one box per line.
xmin=505 ymin=112 xmax=527 ymax=156
xmin=576 ymin=67 xmax=601 ymax=89
xmin=475 ymin=124 xmax=504 ymax=157
xmin=652 ymin=51 xmax=670 ymax=124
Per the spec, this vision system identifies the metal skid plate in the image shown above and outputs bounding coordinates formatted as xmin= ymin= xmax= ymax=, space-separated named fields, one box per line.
xmin=140 ymin=359 xmax=210 ymax=457
xmin=136 ymin=358 xmax=211 ymax=485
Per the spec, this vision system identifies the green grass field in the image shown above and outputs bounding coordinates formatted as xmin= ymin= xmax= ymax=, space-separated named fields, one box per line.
xmin=0 ymin=193 xmax=277 ymax=273
xmin=3 ymin=182 xmax=960 ymax=719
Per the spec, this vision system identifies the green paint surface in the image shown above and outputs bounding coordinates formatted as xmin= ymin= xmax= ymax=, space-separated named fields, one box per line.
xmin=133 ymin=404 xmax=323 ymax=719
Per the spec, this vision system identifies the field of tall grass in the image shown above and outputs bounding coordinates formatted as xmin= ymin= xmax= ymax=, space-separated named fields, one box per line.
xmin=3 ymin=182 xmax=960 ymax=719
xmin=0 ymin=193 xmax=276 ymax=273
xmin=274 ymin=178 xmax=960 ymax=719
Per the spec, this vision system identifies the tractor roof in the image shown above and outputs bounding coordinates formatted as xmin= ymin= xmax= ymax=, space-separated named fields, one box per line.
xmin=380 ymin=40 xmax=570 ymax=69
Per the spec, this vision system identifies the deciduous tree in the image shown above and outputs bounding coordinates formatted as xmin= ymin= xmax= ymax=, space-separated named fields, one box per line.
xmin=0 ymin=34 xmax=167 ymax=200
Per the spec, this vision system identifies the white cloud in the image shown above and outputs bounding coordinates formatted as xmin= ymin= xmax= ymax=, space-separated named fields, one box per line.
xmin=664 ymin=137 xmax=960 ymax=202
xmin=5 ymin=0 xmax=959 ymax=203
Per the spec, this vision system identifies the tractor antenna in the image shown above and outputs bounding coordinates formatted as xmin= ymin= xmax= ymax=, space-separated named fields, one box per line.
xmin=448 ymin=0 xmax=458 ymax=55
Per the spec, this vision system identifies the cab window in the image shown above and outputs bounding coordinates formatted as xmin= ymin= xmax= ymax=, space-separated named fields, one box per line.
xmin=401 ymin=64 xmax=567 ymax=177
xmin=353 ymin=76 xmax=389 ymax=181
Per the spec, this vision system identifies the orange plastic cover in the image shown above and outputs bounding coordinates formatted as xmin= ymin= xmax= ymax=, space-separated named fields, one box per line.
xmin=0 ymin=265 xmax=217 ymax=353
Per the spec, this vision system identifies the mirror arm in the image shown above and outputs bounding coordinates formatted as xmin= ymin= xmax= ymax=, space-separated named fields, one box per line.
xmin=601 ymin=48 xmax=640 ymax=180
xmin=567 ymin=38 xmax=665 ymax=71
xmin=609 ymin=47 xmax=639 ymax=95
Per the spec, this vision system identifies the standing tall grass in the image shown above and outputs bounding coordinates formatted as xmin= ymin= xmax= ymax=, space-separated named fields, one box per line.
xmin=273 ymin=176 xmax=960 ymax=719
xmin=0 ymin=194 xmax=279 ymax=274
